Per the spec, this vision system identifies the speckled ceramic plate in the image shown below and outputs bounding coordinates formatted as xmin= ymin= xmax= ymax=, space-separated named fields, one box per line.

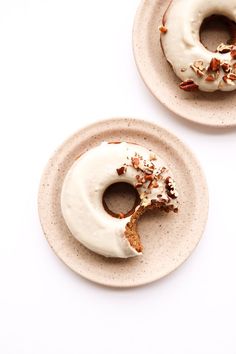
xmin=133 ymin=0 xmax=236 ymax=127
xmin=38 ymin=118 xmax=208 ymax=287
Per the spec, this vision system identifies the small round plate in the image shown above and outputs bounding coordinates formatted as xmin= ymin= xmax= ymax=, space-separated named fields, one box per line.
xmin=38 ymin=118 xmax=208 ymax=287
xmin=133 ymin=0 xmax=236 ymax=128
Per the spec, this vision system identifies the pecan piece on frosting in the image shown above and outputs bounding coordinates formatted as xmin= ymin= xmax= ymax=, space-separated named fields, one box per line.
xmin=228 ymin=73 xmax=236 ymax=81
xmin=216 ymin=43 xmax=233 ymax=54
xmin=194 ymin=60 xmax=205 ymax=71
xmin=205 ymin=75 xmax=215 ymax=82
xmin=116 ymin=166 xmax=127 ymax=175
xmin=223 ymin=75 xmax=235 ymax=85
xmin=131 ymin=157 xmax=140 ymax=169
xmin=190 ymin=60 xmax=205 ymax=77
xmin=179 ymin=80 xmax=198 ymax=91
xmin=231 ymin=49 xmax=236 ymax=59
xmin=209 ymin=58 xmax=221 ymax=72
xmin=221 ymin=62 xmax=231 ymax=73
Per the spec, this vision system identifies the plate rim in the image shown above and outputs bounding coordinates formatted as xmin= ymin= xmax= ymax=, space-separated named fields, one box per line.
xmin=38 ymin=117 xmax=209 ymax=288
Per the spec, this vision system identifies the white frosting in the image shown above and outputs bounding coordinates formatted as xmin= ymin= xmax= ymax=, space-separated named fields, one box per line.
xmin=61 ymin=142 xmax=178 ymax=258
xmin=161 ymin=0 xmax=236 ymax=92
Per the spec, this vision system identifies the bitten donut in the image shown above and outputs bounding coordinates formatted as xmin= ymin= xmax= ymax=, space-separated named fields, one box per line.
xmin=61 ymin=142 xmax=179 ymax=258
xmin=159 ymin=0 xmax=236 ymax=92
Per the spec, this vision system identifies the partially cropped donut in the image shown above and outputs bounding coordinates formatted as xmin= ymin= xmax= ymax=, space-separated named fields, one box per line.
xmin=160 ymin=0 xmax=236 ymax=92
xmin=61 ymin=142 xmax=179 ymax=258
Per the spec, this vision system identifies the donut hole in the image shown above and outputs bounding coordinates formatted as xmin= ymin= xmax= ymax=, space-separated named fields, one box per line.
xmin=102 ymin=182 xmax=140 ymax=219
xmin=200 ymin=15 xmax=236 ymax=52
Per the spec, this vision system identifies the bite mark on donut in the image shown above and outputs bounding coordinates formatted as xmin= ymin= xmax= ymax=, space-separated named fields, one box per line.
xmin=124 ymin=201 xmax=178 ymax=254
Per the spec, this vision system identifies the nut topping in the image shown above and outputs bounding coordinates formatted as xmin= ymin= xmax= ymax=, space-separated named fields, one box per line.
xmin=190 ymin=60 xmax=205 ymax=77
xmin=216 ymin=43 xmax=233 ymax=54
xmin=116 ymin=151 xmax=178 ymax=210
xmin=159 ymin=25 xmax=168 ymax=34
xmin=151 ymin=180 xmax=159 ymax=188
xmin=116 ymin=166 xmax=127 ymax=175
xmin=228 ymin=73 xmax=236 ymax=81
xmin=179 ymin=80 xmax=198 ymax=91
xmin=135 ymin=182 xmax=143 ymax=189
xmin=136 ymin=175 xmax=146 ymax=184
xmin=223 ymin=75 xmax=235 ymax=85
xmin=209 ymin=58 xmax=221 ymax=72
xmin=194 ymin=60 xmax=205 ymax=71
xmin=205 ymin=75 xmax=215 ymax=82
xmin=190 ymin=65 xmax=205 ymax=77
xmin=131 ymin=157 xmax=140 ymax=169
xmin=145 ymin=174 xmax=154 ymax=181
xmin=221 ymin=62 xmax=231 ymax=73
xmin=231 ymin=49 xmax=236 ymax=59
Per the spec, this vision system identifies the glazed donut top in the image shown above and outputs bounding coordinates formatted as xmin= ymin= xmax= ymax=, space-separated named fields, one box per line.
xmin=160 ymin=0 xmax=236 ymax=92
xmin=61 ymin=142 xmax=178 ymax=258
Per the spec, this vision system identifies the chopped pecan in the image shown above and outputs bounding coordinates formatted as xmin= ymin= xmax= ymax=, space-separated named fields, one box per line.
xmin=194 ymin=60 xmax=204 ymax=71
xmin=223 ymin=75 xmax=228 ymax=83
xmin=179 ymin=80 xmax=198 ymax=91
xmin=228 ymin=73 xmax=236 ymax=81
xmin=221 ymin=62 xmax=231 ymax=73
xmin=210 ymin=58 xmax=221 ymax=72
xmin=205 ymin=75 xmax=215 ymax=82
xmin=190 ymin=60 xmax=205 ymax=77
xmin=131 ymin=157 xmax=140 ymax=169
xmin=116 ymin=166 xmax=126 ymax=175
xmin=159 ymin=25 xmax=168 ymax=34
xmin=190 ymin=65 xmax=204 ymax=77
xmin=136 ymin=175 xmax=145 ymax=184
xmin=223 ymin=75 xmax=235 ymax=85
xmin=151 ymin=180 xmax=159 ymax=188
xmin=165 ymin=176 xmax=172 ymax=184
xmin=145 ymin=174 xmax=154 ymax=181
xmin=231 ymin=49 xmax=236 ymax=59
xmin=216 ymin=43 xmax=233 ymax=53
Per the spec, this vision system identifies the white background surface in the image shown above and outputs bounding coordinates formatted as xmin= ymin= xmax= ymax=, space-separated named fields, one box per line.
xmin=0 ymin=1 xmax=236 ymax=353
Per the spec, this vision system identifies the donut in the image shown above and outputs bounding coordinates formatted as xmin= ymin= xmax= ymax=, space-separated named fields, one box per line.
xmin=61 ymin=142 xmax=179 ymax=258
xmin=159 ymin=0 xmax=236 ymax=92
